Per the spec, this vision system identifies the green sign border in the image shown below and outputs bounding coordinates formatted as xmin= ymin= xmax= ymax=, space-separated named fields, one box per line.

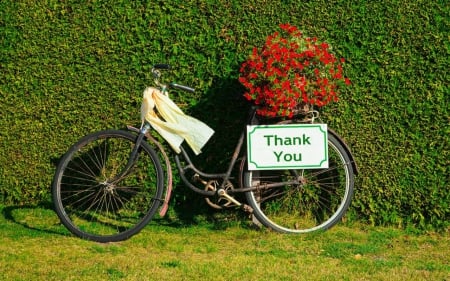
xmin=247 ymin=124 xmax=328 ymax=170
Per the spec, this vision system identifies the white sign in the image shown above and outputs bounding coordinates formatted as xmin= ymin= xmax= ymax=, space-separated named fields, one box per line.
xmin=247 ymin=124 xmax=328 ymax=170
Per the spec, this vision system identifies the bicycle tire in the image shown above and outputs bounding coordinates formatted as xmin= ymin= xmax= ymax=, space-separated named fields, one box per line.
xmin=52 ymin=130 xmax=164 ymax=242
xmin=244 ymin=123 xmax=355 ymax=233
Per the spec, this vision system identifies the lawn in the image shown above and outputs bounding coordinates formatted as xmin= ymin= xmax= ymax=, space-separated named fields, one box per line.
xmin=1 ymin=205 xmax=448 ymax=280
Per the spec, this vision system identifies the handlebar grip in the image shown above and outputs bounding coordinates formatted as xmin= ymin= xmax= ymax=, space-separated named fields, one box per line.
xmin=153 ymin=64 xmax=171 ymax=70
xmin=170 ymin=83 xmax=195 ymax=93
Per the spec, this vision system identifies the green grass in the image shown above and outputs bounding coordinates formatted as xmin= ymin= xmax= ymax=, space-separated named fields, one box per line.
xmin=1 ymin=205 xmax=449 ymax=281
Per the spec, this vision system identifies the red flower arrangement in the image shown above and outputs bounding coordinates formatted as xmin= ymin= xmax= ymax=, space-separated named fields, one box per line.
xmin=239 ymin=23 xmax=351 ymax=118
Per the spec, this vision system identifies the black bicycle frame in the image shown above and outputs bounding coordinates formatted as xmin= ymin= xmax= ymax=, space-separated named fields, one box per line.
xmin=173 ymin=108 xmax=258 ymax=197
xmin=173 ymin=106 xmax=309 ymax=197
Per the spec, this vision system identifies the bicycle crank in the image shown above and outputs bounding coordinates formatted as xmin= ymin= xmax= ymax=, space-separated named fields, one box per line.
xmin=200 ymin=179 xmax=236 ymax=209
xmin=216 ymin=189 xmax=241 ymax=207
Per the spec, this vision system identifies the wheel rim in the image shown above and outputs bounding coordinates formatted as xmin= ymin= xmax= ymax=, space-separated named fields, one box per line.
xmin=247 ymin=139 xmax=353 ymax=233
xmin=54 ymin=132 xmax=162 ymax=240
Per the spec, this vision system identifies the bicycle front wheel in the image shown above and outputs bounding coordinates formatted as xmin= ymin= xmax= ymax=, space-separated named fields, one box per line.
xmin=244 ymin=130 xmax=355 ymax=233
xmin=52 ymin=130 xmax=164 ymax=242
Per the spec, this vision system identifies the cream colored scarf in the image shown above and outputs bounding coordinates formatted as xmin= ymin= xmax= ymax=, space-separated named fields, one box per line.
xmin=140 ymin=87 xmax=214 ymax=155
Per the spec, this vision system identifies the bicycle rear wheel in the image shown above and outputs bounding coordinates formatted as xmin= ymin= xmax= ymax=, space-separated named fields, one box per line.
xmin=244 ymin=128 xmax=355 ymax=233
xmin=52 ymin=130 xmax=164 ymax=242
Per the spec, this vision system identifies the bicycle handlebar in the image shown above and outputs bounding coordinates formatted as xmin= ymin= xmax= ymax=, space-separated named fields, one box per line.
xmin=170 ymin=83 xmax=195 ymax=93
xmin=152 ymin=64 xmax=195 ymax=93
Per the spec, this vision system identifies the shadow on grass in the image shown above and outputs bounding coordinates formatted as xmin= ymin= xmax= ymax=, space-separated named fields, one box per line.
xmin=1 ymin=201 xmax=70 ymax=237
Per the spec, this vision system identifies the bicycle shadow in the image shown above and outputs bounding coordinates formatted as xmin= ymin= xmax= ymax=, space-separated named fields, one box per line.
xmin=1 ymin=201 xmax=70 ymax=237
xmin=2 ymin=78 xmax=254 ymax=237
xmin=164 ymin=76 xmax=254 ymax=227
xmin=189 ymin=77 xmax=250 ymax=171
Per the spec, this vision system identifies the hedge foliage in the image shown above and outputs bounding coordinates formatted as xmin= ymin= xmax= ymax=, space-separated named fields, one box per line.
xmin=0 ymin=0 xmax=448 ymax=230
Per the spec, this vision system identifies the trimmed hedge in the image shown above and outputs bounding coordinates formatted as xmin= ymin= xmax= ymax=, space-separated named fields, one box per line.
xmin=0 ymin=0 xmax=448 ymax=230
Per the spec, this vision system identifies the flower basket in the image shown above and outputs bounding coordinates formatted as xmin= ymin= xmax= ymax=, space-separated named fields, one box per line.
xmin=239 ymin=23 xmax=351 ymax=118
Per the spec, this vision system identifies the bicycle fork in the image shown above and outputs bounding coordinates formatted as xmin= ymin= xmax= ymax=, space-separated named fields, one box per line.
xmin=109 ymin=125 xmax=150 ymax=183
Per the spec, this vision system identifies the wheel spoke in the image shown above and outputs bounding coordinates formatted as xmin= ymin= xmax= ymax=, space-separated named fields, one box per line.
xmin=52 ymin=130 xmax=164 ymax=242
xmin=245 ymin=126 xmax=355 ymax=233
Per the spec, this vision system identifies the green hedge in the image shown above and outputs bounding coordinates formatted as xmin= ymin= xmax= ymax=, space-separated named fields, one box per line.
xmin=0 ymin=0 xmax=448 ymax=230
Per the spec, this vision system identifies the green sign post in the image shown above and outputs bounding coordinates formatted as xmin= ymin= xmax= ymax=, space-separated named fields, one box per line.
xmin=246 ymin=124 xmax=328 ymax=170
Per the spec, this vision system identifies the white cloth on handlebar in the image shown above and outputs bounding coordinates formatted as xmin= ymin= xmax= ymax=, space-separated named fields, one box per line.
xmin=141 ymin=87 xmax=214 ymax=155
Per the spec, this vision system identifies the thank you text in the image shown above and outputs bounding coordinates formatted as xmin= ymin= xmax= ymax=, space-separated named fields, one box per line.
xmin=247 ymin=124 xmax=328 ymax=170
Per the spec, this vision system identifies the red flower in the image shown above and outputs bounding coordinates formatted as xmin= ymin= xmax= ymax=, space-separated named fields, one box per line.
xmin=345 ymin=78 xmax=351 ymax=85
xmin=239 ymin=23 xmax=351 ymax=118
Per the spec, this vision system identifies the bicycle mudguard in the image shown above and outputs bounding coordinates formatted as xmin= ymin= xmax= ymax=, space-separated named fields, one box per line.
xmin=127 ymin=125 xmax=173 ymax=216
xmin=327 ymin=128 xmax=358 ymax=175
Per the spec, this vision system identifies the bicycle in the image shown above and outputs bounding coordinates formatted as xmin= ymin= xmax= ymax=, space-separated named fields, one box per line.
xmin=52 ymin=64 xmax=357 ymax=243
